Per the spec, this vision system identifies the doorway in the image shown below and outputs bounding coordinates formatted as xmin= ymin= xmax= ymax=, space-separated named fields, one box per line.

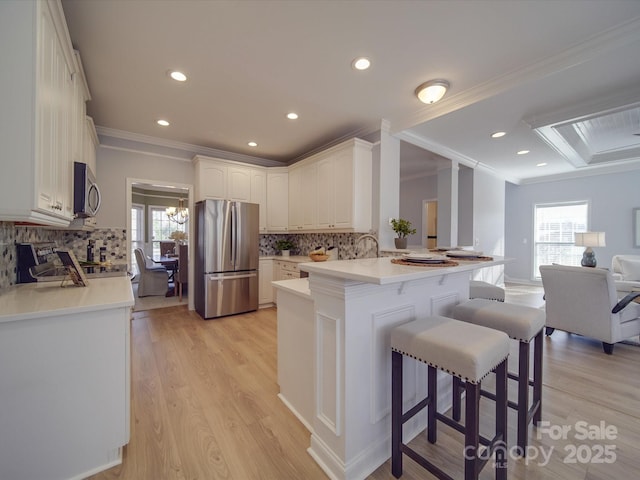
xmin=422 ymin=200 xmax=438 ymax=248
xmin=126 ymin=178 xmax=194 ymax=310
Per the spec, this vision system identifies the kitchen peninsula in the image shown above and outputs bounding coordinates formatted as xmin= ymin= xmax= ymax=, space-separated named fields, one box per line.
xmin=0 ymin=276 xmax=134 ymax=480
xmin=274 ymin=255 xmax=509 ymax=480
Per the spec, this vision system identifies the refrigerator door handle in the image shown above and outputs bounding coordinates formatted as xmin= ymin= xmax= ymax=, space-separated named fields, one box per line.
xmin=208 ymin=272 xmax=257 ymax=281
xmin=230 ymin=202 xmax=236 ymax=268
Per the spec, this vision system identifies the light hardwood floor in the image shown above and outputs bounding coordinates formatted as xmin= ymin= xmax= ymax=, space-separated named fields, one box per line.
xmin=91 ymin=287 xmax=640 ymax=480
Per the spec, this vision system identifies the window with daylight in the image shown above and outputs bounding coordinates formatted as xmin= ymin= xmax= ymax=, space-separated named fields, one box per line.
xmin=131 ymin=204 xmax=144 ymax=276
xmin=533 ymin=201 xmax=588 ymax=279
xmin=149 ymin=206 xmax=187 ymax=257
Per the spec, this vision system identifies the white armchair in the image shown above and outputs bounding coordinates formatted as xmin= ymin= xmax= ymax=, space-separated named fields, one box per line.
xmin=539 ymin=264 xmax=640 ymax=354
xmin=611 ymin=255 xmax=640 ymax=294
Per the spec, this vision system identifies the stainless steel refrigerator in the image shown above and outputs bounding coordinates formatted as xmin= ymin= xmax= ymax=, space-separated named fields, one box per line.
xmin=194 ymin=199 xmax=259 ymax=319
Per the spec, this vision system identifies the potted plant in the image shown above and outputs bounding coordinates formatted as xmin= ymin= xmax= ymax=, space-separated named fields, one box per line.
xmin=275 ymin=239 xmax=295 ymax=257
xmin=390 ymin=218 xmax=416 ymax=249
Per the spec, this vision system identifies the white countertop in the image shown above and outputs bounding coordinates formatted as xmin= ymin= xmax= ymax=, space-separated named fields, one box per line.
xmin=0 ymin=276 xmax=135 ymax=323
xmin=272 ymin=277 xmax=311 ymax=298
xmin=298 ymin=256 xmax=510 ymax=285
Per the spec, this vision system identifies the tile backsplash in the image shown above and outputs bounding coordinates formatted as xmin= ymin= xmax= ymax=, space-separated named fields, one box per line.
xmin=0 ymin=221 xmax=377 ymax=290
xmin=0 ymin=222 xmax=127 ymax=290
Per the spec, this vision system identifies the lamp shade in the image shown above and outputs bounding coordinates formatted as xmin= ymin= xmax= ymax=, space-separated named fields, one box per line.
xmin=574 ymin=232 xmax=606 ymax=247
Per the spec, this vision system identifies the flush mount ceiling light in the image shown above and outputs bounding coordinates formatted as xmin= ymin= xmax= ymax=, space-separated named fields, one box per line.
xmin=351 ymin=57 xmax=371 ymax=70
xmin=248 ymin=141 xmax=258 ymax=147
xmin=157 ymin=119 xmax=170 ymax=126
xmin=169 ymin=70 xmax=187 ymax=82
xmin=415 ymin=79 xmax=449 ymax=104
xmin=491 ymin=131 xmax=506 ymax=138
xmin=537 ymin=162 xmax=547 ymax=167
xmin=517 ymin=149 xmax=530 ymax=155
xmin=287 ymin=112 xmax=299 ymax=120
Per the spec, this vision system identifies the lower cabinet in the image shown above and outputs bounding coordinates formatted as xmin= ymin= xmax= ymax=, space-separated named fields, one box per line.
xmin=259 ymin=258 xmax=274 ymax=305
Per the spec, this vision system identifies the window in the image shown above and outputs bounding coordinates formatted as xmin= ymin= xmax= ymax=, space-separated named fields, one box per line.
xmin=131 ymin=203 xmax=144 ymax=276
xmin=149 ymin=206 xmax=187 ymax=257
xmin=533 ymin=201 xmax=588 ymax=279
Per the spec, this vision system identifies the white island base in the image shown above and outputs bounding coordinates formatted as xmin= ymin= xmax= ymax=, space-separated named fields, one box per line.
xmin=275 ymin=256 xmax=508 ymax=480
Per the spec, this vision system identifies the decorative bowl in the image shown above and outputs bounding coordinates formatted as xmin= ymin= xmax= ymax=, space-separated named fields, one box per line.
xmin=309 ymin=253 xmax=329 ymax=262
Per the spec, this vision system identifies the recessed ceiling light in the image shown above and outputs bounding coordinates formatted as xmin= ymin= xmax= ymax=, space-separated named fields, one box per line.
xmin=537 ymin=162 xmax=547 ymax=167
xmin=157 ymin=119 xmax=170 ymax=126
xmin=248 ymin=141 xmax=258 ymax=147
xmin=491 ymin=131 xmax=506 ymax=138
xmin=287 ymin=112 xmax=299 ymax=120
xmin=169 ymin=70 xmax=187 ymax=82
xmin=517 ymin=150 xmax=530 ymax=155
xmin=352 ymin=57 xmax=371 ymax=70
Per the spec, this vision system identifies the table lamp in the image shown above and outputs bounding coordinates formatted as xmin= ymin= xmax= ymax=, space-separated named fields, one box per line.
xmin=574 ymin=232 xmax=606 ymax=267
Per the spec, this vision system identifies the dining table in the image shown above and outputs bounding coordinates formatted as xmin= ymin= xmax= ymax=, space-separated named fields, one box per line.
xmin=151 ymin=255 xmax=179 ymax=284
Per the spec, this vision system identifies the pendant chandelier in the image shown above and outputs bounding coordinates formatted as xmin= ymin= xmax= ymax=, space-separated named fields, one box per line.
xmin=166 ymin=198 xmax=189 ymax=225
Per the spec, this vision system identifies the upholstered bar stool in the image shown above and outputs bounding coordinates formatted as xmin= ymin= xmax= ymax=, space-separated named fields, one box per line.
xmin=451 ymin=298 xmax=545 ymax=455
xmin=469 ymin=280 xmax=505 ymax=302
xmin=391 ymin=316 xmax=510 ymax=480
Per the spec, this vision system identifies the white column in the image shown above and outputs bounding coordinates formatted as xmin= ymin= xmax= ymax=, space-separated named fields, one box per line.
xmin=378 ymin=119 xmax=400 ymax=249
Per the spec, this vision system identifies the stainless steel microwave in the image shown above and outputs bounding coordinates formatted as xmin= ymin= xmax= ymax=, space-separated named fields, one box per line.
xmin=73 ymin=162 xmax=101 ymax=217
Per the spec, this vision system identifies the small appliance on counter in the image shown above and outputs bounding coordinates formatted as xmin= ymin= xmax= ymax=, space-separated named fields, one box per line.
xmin=16 ymin=242 xmax=129 ymax=283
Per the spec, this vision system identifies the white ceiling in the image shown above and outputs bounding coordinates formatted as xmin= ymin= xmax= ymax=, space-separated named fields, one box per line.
xmin=61 ymin=0 xmax=640 ymax=184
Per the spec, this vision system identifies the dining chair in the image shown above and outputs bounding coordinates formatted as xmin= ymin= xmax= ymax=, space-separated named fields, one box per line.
xmin=134 ymin=248 xmax=169 ymax=297
xmin=175 ymin=244 xmax=188 ymax=301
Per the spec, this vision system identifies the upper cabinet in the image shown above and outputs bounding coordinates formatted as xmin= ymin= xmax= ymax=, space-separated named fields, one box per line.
xmin=194 ymin=156 xmax=268 ymax=231
xmin=196 ymin=139 xmax=371 ymax=234
xmin=291 ymin=138 xmax=372 ymax=232
xmin=267 ymin=169 xmax=288 ymax=232
xmin=0 ymin=0 xmax=91 ymax=226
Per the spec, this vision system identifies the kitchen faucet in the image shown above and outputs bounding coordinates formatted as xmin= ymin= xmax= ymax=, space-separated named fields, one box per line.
xmin=355 ymin=234 xmax=379 ymax=258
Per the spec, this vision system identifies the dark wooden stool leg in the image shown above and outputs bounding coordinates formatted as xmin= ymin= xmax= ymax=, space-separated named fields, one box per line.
xmin=391 ymin=351 xmax=403 ymax=478
xmin=452 ymin=376 xmax=462 ymax=421
xmin=495 ymin=360 xmax=508 ymax=480
xmin=427 ymin=365 xmax=437 ymax=444
xmin=517 ymin=341 xmax=530 ymax=455
xmin=533 ymin=330 xmax=543 ymax=425
xmin=464 ymin=382 xmax=480 ymax=480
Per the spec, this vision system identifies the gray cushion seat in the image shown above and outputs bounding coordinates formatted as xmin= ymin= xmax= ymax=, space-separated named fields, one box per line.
xmin=453 ymin=298 xmax=545 ymax=342
xmin=469 ymin=280 xmax=505 ymax=302
xmin=391 ymin=315 xmax=510 ymax=383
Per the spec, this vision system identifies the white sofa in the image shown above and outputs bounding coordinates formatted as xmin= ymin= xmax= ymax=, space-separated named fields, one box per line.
xmin=611 ymin=255 xmax=640 ymax=294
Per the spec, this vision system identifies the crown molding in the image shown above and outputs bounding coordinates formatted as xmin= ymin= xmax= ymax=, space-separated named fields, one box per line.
xmin=395 ymin=130 xmax=517 ymax=184
xmin=517 ymin=158 xmax=640 ymax=185
xmin=95 ymin=126 xmax=284 ymax=167
xmin=390 ymin=17 xmax=640 ymax=134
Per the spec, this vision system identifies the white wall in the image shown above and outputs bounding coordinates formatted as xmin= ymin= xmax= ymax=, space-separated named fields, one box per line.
xmin=399 ymin=174 xmax=437 ymax=246
xmin=472 ymin=169 xmax=505 ymax=284
xmin=505 ymin=169 xmax=640 ymax=283
xmin=96 ymin=146 xmax=195 ymax=229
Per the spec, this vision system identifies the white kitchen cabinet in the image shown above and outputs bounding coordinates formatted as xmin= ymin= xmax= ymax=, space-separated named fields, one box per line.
xmin=289 ymin=163 xmax=317 ymax=231
xmin=0 ymin=0 xmax=80 ymax=225
xmin=288 ymin=138 xmax=372 ymax=232
xmin=267 ymin=169 xmax=289 ymax=231
xmin=259 ymin=258 xmax=274 ymax=305
xmin=194 ymin=157 xmax=267 ymax=228
xmin=84 ymin=116 xmax=99 ymax=176
xmin=251 ymin=169 xmax=267 ymax=232
xmin=288 ymin=166 xmax=303 ymax=230
xmin=195 ymin=157 xmax=227 ymax=200
xmin=227 ymin=165 xmax=252 ymax=201
xmin=301 ymin=163 xmax=317 ymax=230
xmin=0 ymin=277 xmax=134 ymax=480
xmin=0 ymin=1 xmax=91 ymax=226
